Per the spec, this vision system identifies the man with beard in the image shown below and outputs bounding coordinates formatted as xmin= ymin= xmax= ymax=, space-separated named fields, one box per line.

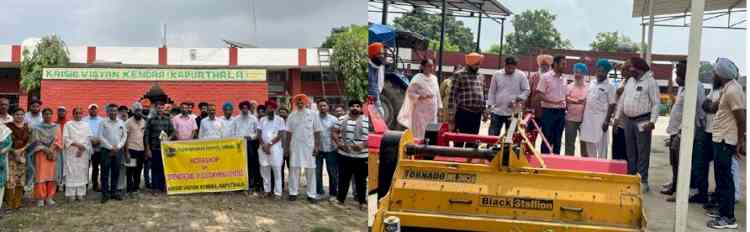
xmin=536 ymin=56 xmax=568 ymax=155
xmin=219 ymin=102 xmax=236 ymax=138
xmin=704 ymin=58 xmax=745 ymax=229
xmin=143 ymin=102 xmax=176 ymax=193
xmin=258 ymin=100 xmax=286 ymax=199
xmin=232 ymin=101 xmax=261 ymax=195
xmin=579 ymin=59 xmax=616 ymax=159
xmin=172 ymin=102 xmax=198 ymax=141
xmin=24 ymin=98 xmax=43 ymax=127
xmin=286 ymin=94 xmax=321 ymax=202
xmin=447 ymin=53 xmax=486 ymax=148
xmin=198 ymin=104 xmax=222 ymax=139
xmin=55 ymin=106 xmax=68 ymax=192
xmin=368 ymin=42 xmax=385 ymax=116
xmin=332 ymin=99 xmax=369 ymax=210
xmin=194 ymin=102 xmax=209 ymax=135
xmin=315 ymin=99 xmax=339 ymax=201
xmin=662 ymin=60 xmax=707 ymax=204
xmin=124 ymin=102 xmax=146 ymax=194
xmin=83 ymin=104 xmax=103 ymax=192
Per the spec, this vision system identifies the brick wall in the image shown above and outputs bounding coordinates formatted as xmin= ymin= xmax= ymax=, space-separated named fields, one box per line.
xmin=40 ymin=80 xmax=268 ymax=116
xmin=300 ymin=80 xmax=344 ymax=96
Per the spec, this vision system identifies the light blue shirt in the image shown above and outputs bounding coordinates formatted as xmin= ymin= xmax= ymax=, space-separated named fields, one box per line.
xmin=318 ymin=113 xmax=338 ymax=152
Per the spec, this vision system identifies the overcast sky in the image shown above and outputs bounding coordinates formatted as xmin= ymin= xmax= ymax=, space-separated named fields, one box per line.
xmin=1 ymin=0 xmax=364 ymax=48
xmin=368 ymin=0 xmax=747 ymax=73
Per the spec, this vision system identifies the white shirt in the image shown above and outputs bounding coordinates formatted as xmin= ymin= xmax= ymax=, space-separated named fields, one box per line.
xmin=0 ymin=114 xmax=12 ymax=124
xmin=232 ymin=114 xmax=259 ymax=139
xmin=287 ymin=108 xmax=323 ymax=168
xmin=24 ymin=112 xmax=43 ymax=127
xmin=98 ymin=118 xmax=127 ymax=150
xmin=617 ymin=71 xmax=660 ymax=123
xmin=198 ymin=117 xmax=224 ymax=139
xmin=219 ymin=116 xmax=236 ymax=138
xmin=258 ymin=116 xmax=286 ymax=146
xmin=705 ymin=89 xmax=721 ymax=133
xmin=666 ymin=84 xmax=707 ymax=135
xmin=487 ymin=69 xmax=530 ymax=116
xmin=318 ymin=113 xmax=338 ymax=152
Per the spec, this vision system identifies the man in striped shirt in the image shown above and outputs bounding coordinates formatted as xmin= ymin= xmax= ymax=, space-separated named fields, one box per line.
xmin=332 ymin=99 xmax=369 ymax=210
xmin=614 ymin=57 xmax=660 ymax=193
xmin=536 ymin=55 xmax=568 ymax=154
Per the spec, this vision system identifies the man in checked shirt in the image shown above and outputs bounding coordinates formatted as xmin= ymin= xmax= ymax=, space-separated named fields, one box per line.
xmin=447 ymin=52 xmax=486 ymax=148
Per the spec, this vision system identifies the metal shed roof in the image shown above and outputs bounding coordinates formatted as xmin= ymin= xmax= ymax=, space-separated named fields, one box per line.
xmin=633 ymin=0 xmax=745 ymax=17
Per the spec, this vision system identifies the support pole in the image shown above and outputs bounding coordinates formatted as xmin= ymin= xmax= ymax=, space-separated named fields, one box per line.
xmin=437 ymin=0 xmax=447 ymax=79
xmin=646 ymin=0 xmax=655 ymax=65
xmin=381 ymin=1 xmax=389 ymax=25
xmin=498 ymin=18 xmax=505 ymax=69
xmin=674 ymin=0 xmax=705 ymax=231
xmin=641 ymin=21 xmax=646 ymax=58
xmin=476 ymin=14 xmax=483 ymax=52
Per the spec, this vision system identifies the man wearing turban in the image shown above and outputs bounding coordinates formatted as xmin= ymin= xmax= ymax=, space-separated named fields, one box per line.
xmin=580 ymin=59 xmax=617 ymax=159
xmin=446 ymin=52 xmax=486 ymax=147
xmin=527 ymin=54 xmax=554 ymax=119
xmin=613 ymin=57 xmax=660 ymax=193
xmin=257 ymin=99 xmax=287 ymax=199
xmin=563 ymin=63 xmax=589 ymax=156
xmin=368 ymin=42 xmax=386 ymax=116
xmin=703 ymin=58 xmax=744 ymax=229
xmin=285 ymin=94 xmax=322 ymax=202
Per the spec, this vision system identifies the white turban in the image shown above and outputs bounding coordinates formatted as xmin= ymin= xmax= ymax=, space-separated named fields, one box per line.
xmin=714 ymin=57 xmax=739 ymax=80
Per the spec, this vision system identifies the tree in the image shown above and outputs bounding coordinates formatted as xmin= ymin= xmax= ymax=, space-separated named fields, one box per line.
xmin=486 ymin=43 xmax=506 ymax=55
xmin=330 ymin=25 xmax=368 ymax=101
xmin=393 ymin=7 xmax=476 ymax=52
xmin=322 ymin=25 xmax=368 ymax=49
xmin=429 ymin=39 xmax=459 ymax=52
xmin=20 ymin=35 xmax=70 ymax=92
xmin=504 ymin=10 xmax=572 ymax=56
xmin=590 ymin=31 xmax=641 ymax=53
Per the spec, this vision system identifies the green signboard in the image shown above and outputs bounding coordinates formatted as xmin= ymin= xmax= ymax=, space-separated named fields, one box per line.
xmin=43 ymin=68 xmax=266 ymax=82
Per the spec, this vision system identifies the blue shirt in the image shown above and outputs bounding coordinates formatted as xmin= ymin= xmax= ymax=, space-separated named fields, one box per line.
xmin=368 ymin=61 xmax=383 ymax=97
xmin=83 ymin=116 xmax=103 ymax=138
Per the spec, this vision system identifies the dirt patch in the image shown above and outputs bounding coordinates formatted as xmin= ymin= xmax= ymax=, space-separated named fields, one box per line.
xmin=1 ymin=191 xmax=366 ymax=232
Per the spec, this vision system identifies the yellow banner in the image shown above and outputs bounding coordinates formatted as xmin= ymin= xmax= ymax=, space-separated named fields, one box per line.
xmin=161 ymin=138 xmax=248 ymax=195
xmin=43 ymin=68 xmax=266 ymax=81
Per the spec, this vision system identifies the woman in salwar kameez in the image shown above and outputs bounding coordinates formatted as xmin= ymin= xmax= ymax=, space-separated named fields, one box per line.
xmin=397 ymin=58 xmax=441 ymax=139
xmin=0 ymin=123 xmax=13 ymax=213
xmin=5 ymin=108 xmax=31 ymax=209
xmin=30 ymin=108 xmax=62 ymax=207
xmin=63 ymin=107 xmax=92 ymax=201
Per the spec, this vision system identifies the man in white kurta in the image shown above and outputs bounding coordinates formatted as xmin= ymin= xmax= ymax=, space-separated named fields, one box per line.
xmin=63 ymin=107 xmax=93 ymax=200
xmin=258 ymin=106 xmax=286 ymax=198
xmin=580 ymin=59 xmax=616 ymax=159
xmin=286 ymin=95 xmax=322 ymax=202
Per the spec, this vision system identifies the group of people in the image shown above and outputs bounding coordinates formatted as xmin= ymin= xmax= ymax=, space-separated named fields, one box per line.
xmin=0 ymin=93 xmax=370 ymax=216
xmin=375 ymin=38 xmax=746 ymax=229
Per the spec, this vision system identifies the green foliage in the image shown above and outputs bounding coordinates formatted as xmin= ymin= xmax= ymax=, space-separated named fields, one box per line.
xmin=321 ymin=25 xmax=367 ymax=49
xmin=428 ymin=39 xmax=460 ymax=52
xmin=504 ymin=10 xmax=571 ymax=55
xmin=393 ymin=7 xmax=476 ymax=52
xmin=20 ymin=35 xmax=70 ymax=92
xmin=487 ymin=43 xmax=506 ymax=55
xmin=590 ymin=31 xmax=641 ymax=53
xmin=330 ymin=25 xmax=368 ymax=101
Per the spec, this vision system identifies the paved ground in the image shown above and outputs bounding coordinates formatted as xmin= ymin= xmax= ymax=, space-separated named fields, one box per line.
xmin=368 ymin=116 xmax=746 ymax=231
xmin=1 ymin=170 xmax=367 ymax=232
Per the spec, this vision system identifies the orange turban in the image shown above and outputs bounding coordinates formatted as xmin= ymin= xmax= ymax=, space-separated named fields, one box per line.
xmin=368 ymin=42 xmax=384 ymax=58
xmin=537 ymin=54 xmax=553 ymax=65
xmin=140 ymin=98 xmax=151 ymax=108
xmin=291 ymin=94 xmax=310 ymax=111
xmin=465 ymin=52 xmax=484 ymax=65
